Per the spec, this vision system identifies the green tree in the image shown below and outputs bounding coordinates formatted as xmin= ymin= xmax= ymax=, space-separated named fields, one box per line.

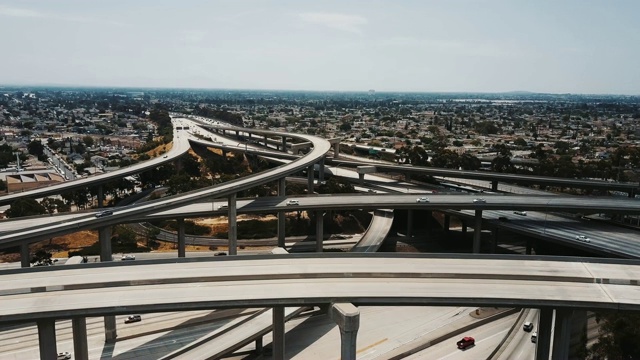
xmin=83 ymin=136 xmax=95 ymax=148
xmin=589 ymin=311 xmax=640 ymax=359
xmin=27 ymin=140 xmax=45 ymax=159
xmin=180 ymin=154 xmax=201 ymax=177
xmin=31 ymin=249 xmax=54 ymax=266
xmin=459 ymin=153 xmax=481 ymax=170
xmin=6 ymin=198 xmax=47 ymax=218
xmin=514 ymin=137 xmax=527 ymax=147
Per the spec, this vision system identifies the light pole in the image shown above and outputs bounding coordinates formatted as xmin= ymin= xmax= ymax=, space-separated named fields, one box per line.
xmin=13 ymin=152 xmax=21 ymax=171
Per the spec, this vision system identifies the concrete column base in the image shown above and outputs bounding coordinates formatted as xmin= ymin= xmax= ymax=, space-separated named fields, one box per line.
xmin=72 ymin=317 xmax=89 ymax=360
xmin=273 ymin=306 xmax=285 ymax=360
xmin=228 ymin=194 xmax=237 ymax=255
xmin=104 ymin=315 xmax=117 ymax=343
xmin=20 ymin=242 xmax=30 ymax=268
xmin=316 ymin=211 xmax=324 ymax=252
xmin=330 ymin=303 xmax=360 ymax=360
xmin=99 ymin=227 xmax=112 ymax=262
xmin=473 ymin=210 xmax=483 ymax=253
xmin=277 ymin=212 xmax=285 ymax=248
xmin=37 ymin=319 xmax=57 ymax=360
xmin=307 ymin=165 xmax=314 ymax=193
xmin=177 ymin=218 xmax=186 ymax=258
xmin=536 ymin=308 xmax=553 ymax=360
xmin=552 ymin=309 xmax=573 ymax=359
xmin=319 ymin=158 xmax=325 ymax=183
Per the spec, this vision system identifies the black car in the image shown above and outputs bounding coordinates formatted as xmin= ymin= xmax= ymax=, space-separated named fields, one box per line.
xmin=523 ymin=322 xmax=534 ymax=332
xmin=95 ymin=210 xmax=113 ymax=218
xmin=124 ymin=315 xmax=141 ymax=324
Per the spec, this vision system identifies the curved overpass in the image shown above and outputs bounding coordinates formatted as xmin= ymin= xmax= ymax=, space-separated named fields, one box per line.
xmin=2 ymin=194 xmax=640 ymax=246
xmin=330 ymin=159 xmax=640 ymax=194
xmin=1 ymin=254 xmax=639 ymax=324
xmin=0 ymin=123 xmax=331 ymax=247
xmin=0 ymin=120 xmax=192 ymax=206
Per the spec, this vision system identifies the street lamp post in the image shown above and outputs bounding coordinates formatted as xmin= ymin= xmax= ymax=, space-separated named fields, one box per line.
xmin=13 ymin=152 xmax=21 ymax=171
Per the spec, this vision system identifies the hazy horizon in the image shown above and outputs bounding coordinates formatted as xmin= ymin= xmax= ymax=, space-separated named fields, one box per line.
xmin=1 ymin=1 xmax=639 ymax=95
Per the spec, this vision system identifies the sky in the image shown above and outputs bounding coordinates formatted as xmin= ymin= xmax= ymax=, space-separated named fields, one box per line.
xmin=1 ymin=0 xmax=639 ymax=94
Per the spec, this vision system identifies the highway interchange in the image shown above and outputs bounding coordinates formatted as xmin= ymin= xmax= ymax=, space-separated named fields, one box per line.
xmin=1 ymin=116 xmax=640 ymax=359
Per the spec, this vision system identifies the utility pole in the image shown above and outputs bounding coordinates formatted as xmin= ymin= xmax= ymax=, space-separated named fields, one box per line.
xmin=13 ymin=152 xmax=21 ymax=171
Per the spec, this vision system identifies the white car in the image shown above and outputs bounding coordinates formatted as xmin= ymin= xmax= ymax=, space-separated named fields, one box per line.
xmin=576 ymin=235 xmax=590 ymax=242
xmin=473 ymin=198 xmax=486 ymax=204
xmin=57 ymin=352 xmax=72 ymax=360
xmin=514 ymin=211 xmax=527 ymax=216
xmin=121 ymin=254 xmax=136 ymax=261
xmin=416 ymin=197 xmax=430 ymax=203
xmin=286 ymin=200 xmax=300 ymax=206
xmin=218 ymin=204 xmax=228 ymax=210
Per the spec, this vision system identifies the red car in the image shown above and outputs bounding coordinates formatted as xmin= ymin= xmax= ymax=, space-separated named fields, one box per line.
xmin=457 ymin=336 xmax=475 ymax=349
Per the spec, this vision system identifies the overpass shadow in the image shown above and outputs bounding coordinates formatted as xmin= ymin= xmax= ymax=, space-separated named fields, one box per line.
xmin=259 ymin=312 xmax=338 ymax=359
xmin=98 ymin=309 xmax=251 ymax=360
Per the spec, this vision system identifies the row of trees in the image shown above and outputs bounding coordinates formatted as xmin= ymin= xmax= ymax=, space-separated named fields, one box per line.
xmin=394 ymin=143 xmax=639 ymax=182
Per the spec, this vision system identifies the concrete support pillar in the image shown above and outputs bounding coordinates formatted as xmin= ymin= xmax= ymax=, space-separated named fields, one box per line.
xmin=72 ymin=317 xmax=89 ymax=360
xmin=98 ymin=227 xmax=112 ymax=262
xmin=221 ymin=150 xmax=227 ymax=157
xmin=552 ymin=309 xmax=573 ymax=360
xmin=264 ymin=135 xmax=268 ymax=147
xmin=273 ymin=306 xmax=285 ymax=360
xmin=443 ymin=214 xmax=450 ymax=232
xmin=20 ymin=242 xmax=30 ymax=268
xmin=491 ymin=180 xmax=498 ymax=191
xmin=235 ymin=130 xmax=239 ymax=136
xmin=568 ymin=310 xmax=588 ymax=358
xmin=316 ymin=211 xmax=324 ymax=252
xmin=278 ymin=178 xmax=286 ymax=248
xmin=255 ymin=337 xmax=263 ymax=354
xmin=282 ymin=136 xmax=287 ymax=151
xmin=37 ymin=319 xmax=57 ymax=360
xmin=333 ymin=142 xmax=340 ymax=159
xmin=406 ymin=210 xmax=413 ymax=238
xmin=104 ymin=314 xmax=117 ymax=343
xmin=228 ymin=193 xmax=237 ymax=255
xmin=307 ymin=165 xmax=314 ymax=193
xmin=329 ymin=303 xmax=360 ymax=360
xmin=526 ymin=239 xmax=533 ymax=255
xmin=536 ymin=308 xmax=554 ymax=360
xmin=492 ymin=228 xmax=499 ymax=254
xmin=473 ymin=210 xmax=482 ymax=253
xmin=97 ymin=185 xmax=104 ymax=208
xmin=98 ymin=226 xmax=116 ymax=342
xmin=461 ymin=222 xmax=467 ymax=235
xmin=319 ymin=157 xmax=325 ymax=183
xmin=358 ymin=173 xmax=365 ymax=185
xmin=177 ymin=218 xmax=186 ymax=258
